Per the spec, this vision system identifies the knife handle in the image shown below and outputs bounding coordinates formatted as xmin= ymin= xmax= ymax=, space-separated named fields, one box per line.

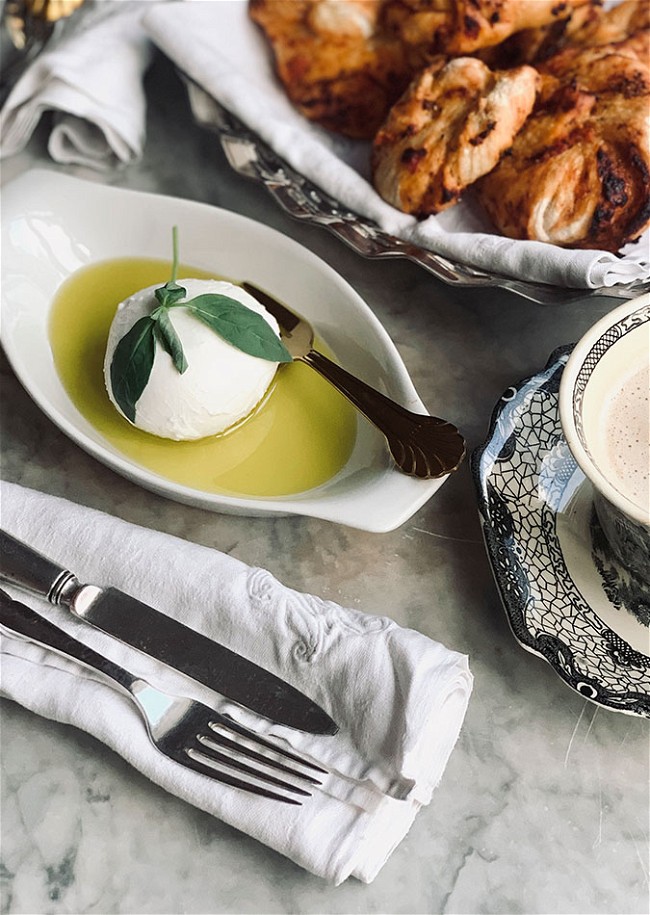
xmin=0 ymin=530 xmax=79 ymax=604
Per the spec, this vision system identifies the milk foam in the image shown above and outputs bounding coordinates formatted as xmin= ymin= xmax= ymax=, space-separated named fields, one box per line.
xmin=601 ymin=363 xmax=650 ymax=511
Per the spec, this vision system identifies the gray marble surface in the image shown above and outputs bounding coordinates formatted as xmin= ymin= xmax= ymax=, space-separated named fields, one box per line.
xmin=1 ymin=53 xmax=648 ymax=915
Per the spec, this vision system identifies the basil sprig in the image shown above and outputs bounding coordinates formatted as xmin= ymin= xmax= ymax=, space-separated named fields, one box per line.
xmin=109 ymin=227 xmax=292 ymax=423
xmin=109 ymin=316 xmax=157 ymax=423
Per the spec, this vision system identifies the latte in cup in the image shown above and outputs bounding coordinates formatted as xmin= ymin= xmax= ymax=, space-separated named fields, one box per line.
xmin=560 ymin=294 xmax=650 ymax=584
xmin=599 ymin=362 xmax=649 ymax=512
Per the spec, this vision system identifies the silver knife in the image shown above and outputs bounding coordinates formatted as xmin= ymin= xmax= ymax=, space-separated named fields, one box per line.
xmin=0 ymin=530 xmax=338 ymax=735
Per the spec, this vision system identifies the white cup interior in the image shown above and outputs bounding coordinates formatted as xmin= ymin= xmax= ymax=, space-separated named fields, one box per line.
xmin=560 ymin=294 xmax=650 ymax=528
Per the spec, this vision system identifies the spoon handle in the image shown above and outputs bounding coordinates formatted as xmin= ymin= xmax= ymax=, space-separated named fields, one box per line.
xmin=302 ymin=349 xmax=465 ymax=479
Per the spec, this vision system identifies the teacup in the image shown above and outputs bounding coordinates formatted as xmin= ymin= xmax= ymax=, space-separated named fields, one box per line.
xmin=559 ymin=293 xmax=650 ymax=585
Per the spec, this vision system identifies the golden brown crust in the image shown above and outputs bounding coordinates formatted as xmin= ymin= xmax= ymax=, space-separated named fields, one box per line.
xmin=249 ymin=0 xmax=412 ymax=139
xmin=475 ymin=0 xmax=604 ymax=68
xmin=249 ymin=1 xmax=592 ymax=138
xmin=565 ymin=0 xmax=650 ymax=64
xmin=569 ymin=0 xmax=650 ymax=47
xmin=382 ymin=0 xmax=591 ymax=65
xmin=371 ymin=56 xmax=539 ymax=214
xmin=483 ymin=0 xmax=650 ymax=68
xmin=250 ymin=0 xmax=650 ymax=253
xmin=476 ymin=43 xmax=650 ymax=251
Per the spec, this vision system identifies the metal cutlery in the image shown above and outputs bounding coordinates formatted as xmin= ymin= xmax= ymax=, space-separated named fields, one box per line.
xmin=0 ymin=529 xmax=338 ymax=735
xmin=243 ymin=282 xmax=466 ymax=479
xmin=0 ymin=589 xmax=326 ymax=804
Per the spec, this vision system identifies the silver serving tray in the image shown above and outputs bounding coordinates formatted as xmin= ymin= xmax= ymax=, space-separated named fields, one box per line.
xmin=186 ymin=82 xmax=650 ymax=307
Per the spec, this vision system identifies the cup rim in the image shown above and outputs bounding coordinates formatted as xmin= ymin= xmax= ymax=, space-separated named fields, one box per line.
xmin=559 ymin=293 xmax=650 ymax=528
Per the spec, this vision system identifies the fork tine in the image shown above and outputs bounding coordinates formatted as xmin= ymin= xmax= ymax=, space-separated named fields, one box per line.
xmin=0 ymin=592 xmax=310 ymax=807
xmin=204 ymin=725 xmax=322 ymax=786
xmin=181 ymin=752 xmax=303 ymax=805
xmin=217 ymin=713 xmax=328 ymax=775
xmin=190 ymin=739 xmax=311 ymax=797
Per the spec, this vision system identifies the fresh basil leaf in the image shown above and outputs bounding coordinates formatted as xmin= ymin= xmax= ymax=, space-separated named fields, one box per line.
xmin=154 ymin=308 xmax=188 ymax=374
xmin=184 ymin=294 xmax=292 ymax=363
xmin=155 ymin=281 xmax=186 ymax=309
xmin=109 ymin=316 xmax=156 ymax=422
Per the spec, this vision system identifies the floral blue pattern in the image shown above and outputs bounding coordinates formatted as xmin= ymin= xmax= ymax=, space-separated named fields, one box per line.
xmin=471 ymin=347 xmax=650 ymax=718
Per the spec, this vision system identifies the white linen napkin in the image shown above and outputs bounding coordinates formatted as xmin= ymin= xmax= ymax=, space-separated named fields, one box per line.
xmin=143 ymin=0 xmax=650 ymax=290
xmin=0 ymin=1 xmax=155 ymax=170
xmin=0 ymin=481 xmax=472 ymax=884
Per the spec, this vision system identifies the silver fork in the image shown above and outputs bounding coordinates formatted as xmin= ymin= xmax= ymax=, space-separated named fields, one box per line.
xmin=0 ymin=590 xmax=325 ymax=805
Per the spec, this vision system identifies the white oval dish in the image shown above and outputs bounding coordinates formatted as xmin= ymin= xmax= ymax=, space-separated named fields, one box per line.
xmin=1 ymin=169 xmax=450 ymax=531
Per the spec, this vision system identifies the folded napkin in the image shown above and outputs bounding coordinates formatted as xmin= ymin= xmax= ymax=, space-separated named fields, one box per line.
xmin=0 ymin=482 xmax=472 ymax=884
xmin=0 ymin=0 xmax=154 ymax=170
xmin=143 ymin=0 xmax=649 ymax=290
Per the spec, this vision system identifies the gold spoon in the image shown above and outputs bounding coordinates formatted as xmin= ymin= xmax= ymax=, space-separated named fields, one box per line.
xmin=243 ymin=282 xmax=466 ymax=480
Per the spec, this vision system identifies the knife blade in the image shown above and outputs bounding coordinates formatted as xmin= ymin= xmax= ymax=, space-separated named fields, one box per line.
xmin=0 ymin=529 xmax=338 ymax=735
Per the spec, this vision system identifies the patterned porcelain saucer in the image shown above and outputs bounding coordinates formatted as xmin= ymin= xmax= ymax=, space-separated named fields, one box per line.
xmin=471 ymin=347 xmax=650 ymax=718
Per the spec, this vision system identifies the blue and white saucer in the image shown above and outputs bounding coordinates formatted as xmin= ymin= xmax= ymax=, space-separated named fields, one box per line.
xmin=471 ymin=347 xmax=650 ymax=718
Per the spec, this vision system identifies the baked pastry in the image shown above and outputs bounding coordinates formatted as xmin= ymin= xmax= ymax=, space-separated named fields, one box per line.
xmin=248 ymin=0 xmax=412 ymax=139
xmin=476 ymin=39 xmax=650 ymax=250
xmin=480 ymin=0 xmax=649 ymax=67
xmin=476 ymin=0 xmax=604 ymax=67
xmin=382 ymin=0 xmax=591 ymax=66
xmin=371 ymin=56 xmax=539 ymax=214
xmin=568 ymin=0 xmax=649 ymax=49
xmin=250 ymin=0 xmax=650 ymax=253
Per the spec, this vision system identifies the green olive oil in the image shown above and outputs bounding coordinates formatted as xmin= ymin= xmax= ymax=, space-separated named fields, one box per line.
xmin=48 ymin=257 xmax=357 ymax=497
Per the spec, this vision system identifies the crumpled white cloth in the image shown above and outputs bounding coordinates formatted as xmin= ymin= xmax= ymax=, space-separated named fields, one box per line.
xmin=143 ymin=0 xmax=649 ymax=290
xmin=0 ymin=482 xmax=472 ymax=884
xmin=0 ymin=1 xmax=155 ymax=170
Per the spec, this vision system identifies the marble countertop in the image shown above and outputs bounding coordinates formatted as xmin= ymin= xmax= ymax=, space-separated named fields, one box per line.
xmin=1 ymin=52 xmax=648 ymax=915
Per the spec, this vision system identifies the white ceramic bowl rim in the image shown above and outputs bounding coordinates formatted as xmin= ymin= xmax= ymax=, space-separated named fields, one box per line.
xmin=0 ymin=169 xmax=449 ymax=532
xmin=559 ymin=293 xmax=650 ymax=527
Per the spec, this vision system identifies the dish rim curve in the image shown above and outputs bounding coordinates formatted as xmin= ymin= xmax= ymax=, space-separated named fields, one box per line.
xmin=0 ymin=168 xmax=449 ymax=531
